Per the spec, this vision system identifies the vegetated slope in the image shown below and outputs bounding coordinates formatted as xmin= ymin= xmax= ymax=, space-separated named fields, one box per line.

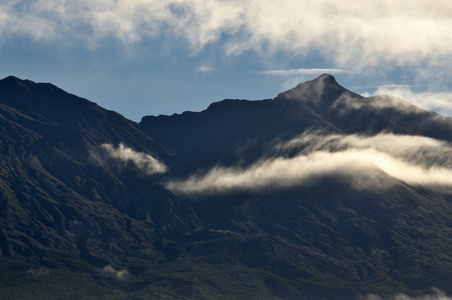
xmin=1 ymin=75 xmax=452 ymax=299
xmin=0 ymin=76 xmax=197 ymax=267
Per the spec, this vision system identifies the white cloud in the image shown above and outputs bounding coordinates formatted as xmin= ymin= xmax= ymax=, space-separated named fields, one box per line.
xmin=197 ymin=65 xmax=213 ymax=73
xmin=99 ymin=265 xmax=130 ymax=281
xmin=360 ymin=288 xmax=452 ymax=300
xmin=328 ymin=86 xmax=452 ymax=118
xmin=101 ymin=143 xmax=167 ymax=175
xmin=2 ymin=0 xmax=452 ymax=71
xmin=165 ymin=132 xmax=452 ymax=195
xmin=374 ymin=85 xmax=452 ymax=117
xmin=258 ymin=68 xmax=346 ymax=76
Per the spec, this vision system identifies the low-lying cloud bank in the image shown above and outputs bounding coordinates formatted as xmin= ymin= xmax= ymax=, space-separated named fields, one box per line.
xmin=165 ymin=132 xmax=452 ymax=195
xmin=360 ymin=288 xmax=452 ymax=300
xmin=374 ymin=85 xmax=452 ymax=117
xmin=101 ymin=143 xmax=167 ymax=175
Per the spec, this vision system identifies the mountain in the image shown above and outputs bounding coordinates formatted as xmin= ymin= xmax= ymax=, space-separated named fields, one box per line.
xmin=0 ymin=76 xmax=199 ymax=297
xmin=140 ymin=74 xmax=452 ymax=176
xmin=1 ymin=75 xmax=452 ymax=299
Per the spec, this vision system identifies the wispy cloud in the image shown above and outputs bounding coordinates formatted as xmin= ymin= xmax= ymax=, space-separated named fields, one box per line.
xmin=165 ymin=132 xmax=452 ymax=195
xmin=2 ymin=1 xmax=452 ymax=71
xmin=258 ymin=68 xmax=346 ymax=76
xmin=360 ymin=288 xmax=452 ymax=300
xmin=28 ymin=268 xmax=50 ymax=277
xmin=101 ymin=143 xmax=167 ymax=175
xmin=99 ymin=265 xmax=130 ymax=281
xmin=197 ymin=65 xmax=214 ymax=73
xmin=374 ymin=85 xmax=452 ymax=117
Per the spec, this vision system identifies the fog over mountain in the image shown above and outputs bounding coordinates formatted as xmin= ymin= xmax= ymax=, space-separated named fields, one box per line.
xmin=165 ymin=131 xmax=452 ymax=195
xmin=1 ymin=74 xmax=452 ymax=299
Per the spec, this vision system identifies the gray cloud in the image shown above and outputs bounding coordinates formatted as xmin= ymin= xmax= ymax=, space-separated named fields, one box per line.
xmin=165 ymin=132 xmax=452 ymax=195
xmin=101 ymin=143 xmax=167 ymax=175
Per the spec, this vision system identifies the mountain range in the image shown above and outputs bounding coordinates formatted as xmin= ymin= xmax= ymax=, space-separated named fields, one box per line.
xmin=1 ymin=74 xmax=452 ymax=299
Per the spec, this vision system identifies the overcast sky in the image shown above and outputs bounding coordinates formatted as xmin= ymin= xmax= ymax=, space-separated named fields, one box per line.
xmin=1 ymin=0 xmax=452 ymax=121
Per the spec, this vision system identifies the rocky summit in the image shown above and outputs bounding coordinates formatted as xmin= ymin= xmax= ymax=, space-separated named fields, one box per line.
xmin=1 ymin=75 xmax=452 ymax=299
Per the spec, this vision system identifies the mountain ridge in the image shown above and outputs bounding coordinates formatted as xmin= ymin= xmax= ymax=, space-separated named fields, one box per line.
xmin=1 ymin=75 xmax=452 ymax=299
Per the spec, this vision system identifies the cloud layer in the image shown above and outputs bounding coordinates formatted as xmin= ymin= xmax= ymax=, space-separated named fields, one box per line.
xmin=374 ymin=85 xmax=452 ymax=117
xmin=165 ymin=132 xmax=452 ymax=195
xmin=101 ymin=143 xmax=167 ymax=175
xmin=2 ymin=1 xmax=452 ymax=70
xmin=360 ymin=288 xmax=452 ymax=300
xmin=258 ymin=68 xmax=346 ymax=76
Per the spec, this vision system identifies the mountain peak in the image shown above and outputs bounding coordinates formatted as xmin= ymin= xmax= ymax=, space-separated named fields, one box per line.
xmin=0 ymin=75 xmax=61 ymax=98
xmin=2 ymin=75 xmax=23 ymax=82
xmin=275 ymin=73 xmax=354 ymax=111
xmin=0 ymin=75 xmax=112 ymax=126
xmin=317 ymin=73 xmax=338 ymax=84
xmin=0 ymin=75 xmax=33 ymax=91
xmin=277 ymin=74 xmax=342 ymax=99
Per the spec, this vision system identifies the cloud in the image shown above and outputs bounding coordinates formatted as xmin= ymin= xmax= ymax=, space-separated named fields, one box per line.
xmin=2 ymin=1 xmax=452 ymax=71
xmin=329 ymin=87 xmax=452 ymax=119
xmin=374 ymin=85 xmax=452 ymax=117
xmin=101 ymin=143 xmax=167 ymax=175
xmin=197 ymin=65 xmax=214 ymax=73
xmin=360 ymin=288 xmax=452 ymax=300
xmin=258 ymin=68 xmax=346 ymax=76
xmin=165 ymin=132 xmax=452 ymax=195
xmin=99 ymin=265 xmax=130 ymax=281
xmin=27 ymin=268 xmax=50 ymax=277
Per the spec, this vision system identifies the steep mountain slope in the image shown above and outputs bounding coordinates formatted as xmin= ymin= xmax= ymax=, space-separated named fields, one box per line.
xmin=1 ymin=75 xmax=452 ymax=299
xmin=140 ymin=74 xmax=452 ymax=176
xmin=276 ymin=74 xmax=452 ymax=138
xmin=140 ymin=74 xmax=452 ymax=297
xmin=0 ymin=76 xmax=197 ymax=267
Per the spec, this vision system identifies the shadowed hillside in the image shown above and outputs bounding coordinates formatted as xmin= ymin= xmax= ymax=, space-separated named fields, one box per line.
xmin=1 ymin=75 xmax=452 ymax=299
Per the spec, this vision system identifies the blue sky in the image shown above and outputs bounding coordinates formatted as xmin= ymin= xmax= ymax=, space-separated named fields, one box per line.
xmin=1 ymin=0 xmax=452 ymax=122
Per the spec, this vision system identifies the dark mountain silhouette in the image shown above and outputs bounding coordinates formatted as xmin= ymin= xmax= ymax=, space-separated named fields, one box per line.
xmin=0 ymin=76 xmax=197 ymax=265
xmin=1 ymin=75 xmax=452 ymax=299
xmin=140 ymin=74 xmax=452 ymax=176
